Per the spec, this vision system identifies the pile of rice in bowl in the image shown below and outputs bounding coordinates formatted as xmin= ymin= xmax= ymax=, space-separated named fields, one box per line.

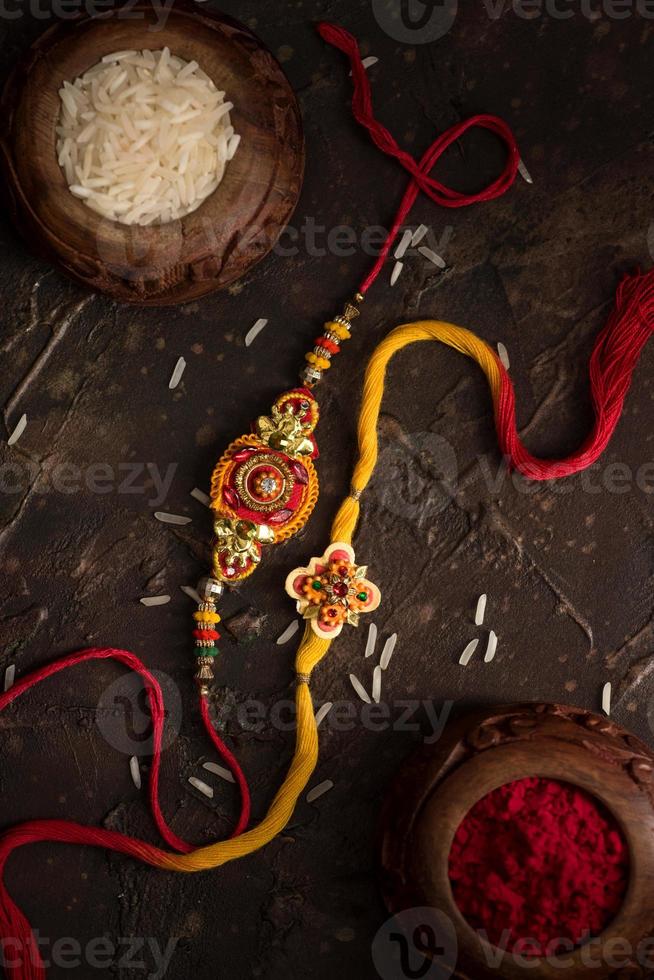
xmin=56 ymin=47 xmax=240 ymax=226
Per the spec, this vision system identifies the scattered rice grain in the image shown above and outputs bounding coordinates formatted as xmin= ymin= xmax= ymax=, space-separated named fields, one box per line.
xmin=459 ymin=638 xmax=479 ymax=666
xmin=394 ymin=228 xmax=413 ymax=260
xmin=418 ymin=245 xmax=446 ymax=268
xmin=497 ymin=341 xmax=511 ymax=370
xmin=372 ymin=665 xmax=382 ymax=703
xmin=7 ymin=414 xmax=27 ymax=446
xmin=475 ymin=593 xmax=487 ymax=627
xmin=203 ymin=761 xmax=235 ymax=783
xmin=169 ymin=356 xmax=186 ymax=389
xmin=140 ymin=595 xmax=171 ymax=606
xmin=180 ymin=585 xmax=201 ymax=603
xmin=602 ymin=681 xmax=612 ymax=716
xmin=188 ymin=776 xmax=214 ymax=799
xmin=484 ymin=630 xmax=498 ymax=663
xmin=349 ymin=673 xmax=371 ymax=704
xmin=380 ymin=633 xmax=397 ymax=670
xmin=190 ymin=487 xmax=210 ymax=506
xmin=3 ymin=665 xmax=16 ymax=692
xmin=315 ymin=702 xmax=333 ymax=728
xmin=518 ymin=158 xmax=534 ymax=184
xmin=411 ymin=224 xmax=428 ymax=246
xmin=245 ymin=318 xmax=268 ymax=347
xmin=306 ymin=779 xmax=334 ymax=803
xmin=276 ymin=619 xmax=300 ymax=645
xmin=390 ymin=260 xmax=403 ymax=286
xmin=365 ymin=622 xmax=378 ymax=659
xmin=154 ymin=511 xmax=192 ymax=525
xmin=130 ymin=756 xmax=142 ymax=789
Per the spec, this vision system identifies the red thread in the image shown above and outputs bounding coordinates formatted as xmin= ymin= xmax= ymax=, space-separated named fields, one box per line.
xmin=0 ymin=648 xmax=250 ymax=980
xmin=494 ymin=268 xmax=654 ymax=479
xmin=317 ymin=22 xmax=521 ymax=294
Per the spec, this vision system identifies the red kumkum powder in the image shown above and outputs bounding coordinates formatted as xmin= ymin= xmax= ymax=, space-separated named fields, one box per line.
xmin=448 ymin=777 xmax=629 ymax=954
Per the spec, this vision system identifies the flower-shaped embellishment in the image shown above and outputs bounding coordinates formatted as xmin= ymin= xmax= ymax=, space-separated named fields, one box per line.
xmin=285 ymin=542 xmax=381 ymax=639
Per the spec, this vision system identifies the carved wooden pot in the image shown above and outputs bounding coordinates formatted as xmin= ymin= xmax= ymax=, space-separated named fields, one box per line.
xmin=379 ymin=702 xmax=654 ymax=980
xmin=0 ymin=3 xmax=304 ymax=305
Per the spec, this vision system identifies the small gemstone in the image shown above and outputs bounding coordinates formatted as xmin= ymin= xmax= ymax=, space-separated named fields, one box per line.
xmin=357 ymin=592 xmax=368 ymax=602
xmin=226 ymin=567 xmax=235 ymax=577
xmin=327 ymin=609 xmax=338 ymax=618
xmin=333 ymin=582 xmax=348 ymax=598
xmin=312 ymin=580 xmax=323 ymax=590
xmin=260 ymin=476 xmax=278 ymax=493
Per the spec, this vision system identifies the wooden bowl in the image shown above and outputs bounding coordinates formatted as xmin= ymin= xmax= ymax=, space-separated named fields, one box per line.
xmin=0 ymin=4 xmax=304 ymax=305
xmin=379 ymin=702 xmax=654 ymax=979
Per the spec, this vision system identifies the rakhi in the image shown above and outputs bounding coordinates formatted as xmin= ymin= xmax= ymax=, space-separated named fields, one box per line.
xmin=2 ymin=20 xmax=654 ymax=980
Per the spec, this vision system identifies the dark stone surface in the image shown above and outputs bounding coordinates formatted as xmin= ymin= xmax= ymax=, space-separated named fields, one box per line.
xmin=1 ymin=1 xmax=654 ymax=978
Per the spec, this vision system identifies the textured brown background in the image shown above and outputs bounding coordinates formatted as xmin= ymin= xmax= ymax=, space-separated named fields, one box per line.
xmin=1 ymin=1 xmax=654 ymax=978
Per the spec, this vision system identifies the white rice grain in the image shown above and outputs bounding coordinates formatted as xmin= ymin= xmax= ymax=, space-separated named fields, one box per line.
xmin=518 ymin=158 xmax=534 ymax=184
xmin=315 ymin=702 xmax=333 ymax=728
xmin=130 ymin=756 xmax=142 ymax=789
xmin=190 ymin=487 xmax=210 ymax=506
xmin=245 ymin=318 xmax=268 ymax=347
xmin=7 ymin=414 xmax=27 ymax=446
xmin=418 ymin=245 xmax=446 ymax=269
xmin=459 ymin=638 xmax=479 ymax=666
xmin=394 ymin=228 xmax=413 ymax=260
xmin=411 ymin=224 xmax=428 ymax=246
xmin=365 ymin=622 xmax=378 ymax=659
xmin=140 ymin=595 xmax=171 ymax=606
xmin=154 ymin=512 xmax=192 ymax=525
xmin=276 ymin=619 xmax=300 ymax=645
xmin=3 ymin=665 xmax=16 ymax=692
xmin=497 ymin=342 xmax=511 ymax=370
xmin=169 ymin=356 xmax=186 ymax=389
xmin=180 ymin=585 xmax=201 ymax=603
xmin=306 ymin=779 xmax=334 ymax=803
xmin=188 ymin=776 xmax=214 ymax=799
xmin=484 ymin=630 xmax=498 ymax=663
xmin=390 ymin=260 xmax=404 ymax=286
xmin=349 ymin=674 xmax=371 ymax=704
xmin=602 ymin=681 xmax=612 ymax=716
xmin=475 ymin=593 xmax=487 ymax=627
xmin=380 ymin=633 xmax=397 ymax=670
xmin=372 ymin=665 xmax=382 ymax=703
xmin=203 ymin=761 xmax=235 ymax=783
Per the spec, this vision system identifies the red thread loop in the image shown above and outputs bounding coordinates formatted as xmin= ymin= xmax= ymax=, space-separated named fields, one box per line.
xmin=317 ymin=21 xmax=521 ymax=294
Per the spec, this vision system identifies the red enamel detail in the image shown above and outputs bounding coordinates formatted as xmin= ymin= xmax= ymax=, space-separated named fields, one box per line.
xmin=289 ymin=461 xmax=309 ymax=485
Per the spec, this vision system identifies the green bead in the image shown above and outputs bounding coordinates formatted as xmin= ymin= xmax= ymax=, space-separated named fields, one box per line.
xmin=357 ymin=592 xmax=368 ymax=602
xmin=312 ymin=580 xmax=322 ymax=590
xmin=196 ymin=645 xmax=219 ymax=658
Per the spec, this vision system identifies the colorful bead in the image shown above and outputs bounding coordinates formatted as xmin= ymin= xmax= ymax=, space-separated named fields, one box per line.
xmin=325 ymin=320 xmax=351 ymax=340
xmin=193 ymin=610 xmax=221 ymax=623
xmin=315 ymin=336 xmax=340 ymax=354
xmin=193 ymin=628 xmax=220 ymax=641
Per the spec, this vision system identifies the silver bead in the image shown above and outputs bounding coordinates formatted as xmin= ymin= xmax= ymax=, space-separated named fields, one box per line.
xmin=197 ymin=576 xmax=225 ymax=600
xmin=300 ymin=365 xmax=322 ymax=385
